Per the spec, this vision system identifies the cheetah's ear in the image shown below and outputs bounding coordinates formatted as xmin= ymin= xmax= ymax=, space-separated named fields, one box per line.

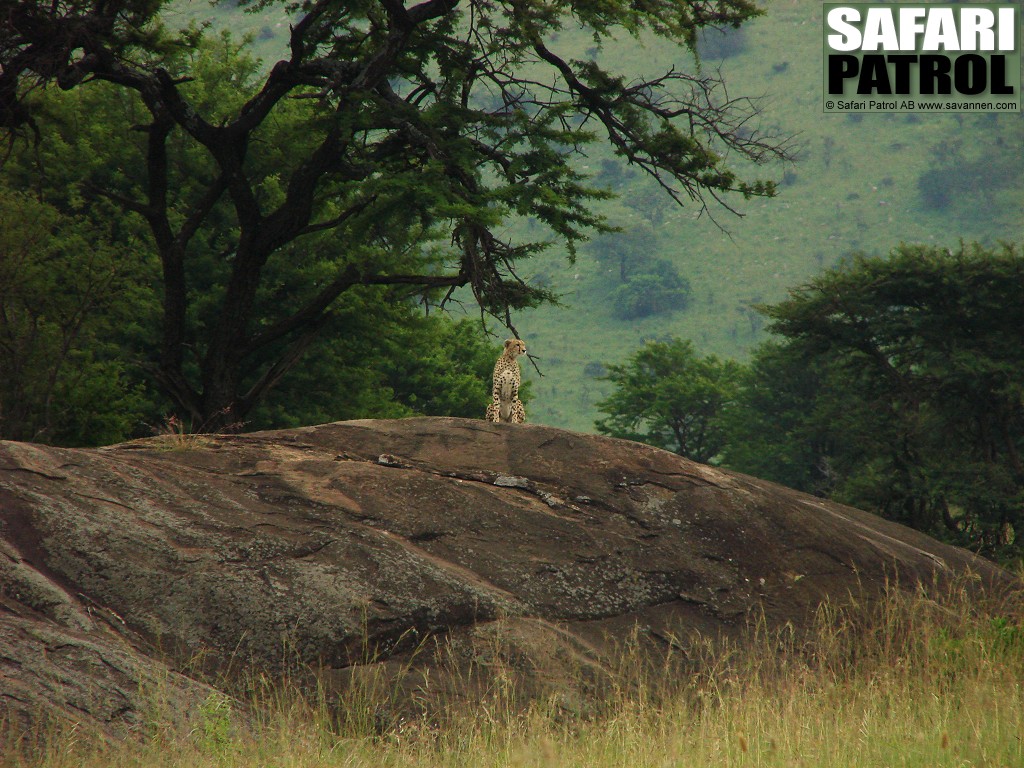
xmin=504 ymin=339 xmax=514 ymax=349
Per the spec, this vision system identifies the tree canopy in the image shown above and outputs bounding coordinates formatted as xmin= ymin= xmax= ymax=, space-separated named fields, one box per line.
xmin=754 ymin=241 xmax=1024 ymax=555
xmin=2 ymin=0 xmax=786 ymax=429
xmin=0 ymin=190 xmax=150 ymax=444
xmin=595 ymin=338 xmax=740 ymax=462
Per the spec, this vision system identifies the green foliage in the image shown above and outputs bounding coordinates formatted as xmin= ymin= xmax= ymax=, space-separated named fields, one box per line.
xmin=595 ymin=338 xmax=740 ymax=462
xmin=603 ymin=242 xmax=1024 ymax=558
xmin=587 ymin=224 xmax=693 ymax=320
xmin=610 ymin=260 xmax=692 ymax=320
xmin=588 ymin=225 xmax=658 ymax=284
xmin=518 ymin=10 xmax=1022 ymax=434
xmin=696 ymin=26 xmax=749 ymax=60
xmin=249 ymin=311 xmax=517 ymax=430
xmin=196 ymin=692 xmax=235 ymax=754
xmin=3 ymin=0 xmax=783 ymax=430
xmin=741 ymin=241 xmax=1024 ymax=557
xmin=0 ymin=44 xmax=522 ymax=442
xmin=0 ymin=32 xmax=528 ymax=440
xmin=721 ymin=341 xmax=833 ymax=494
xmin=0 ymin=190 xmax=151 ymax=446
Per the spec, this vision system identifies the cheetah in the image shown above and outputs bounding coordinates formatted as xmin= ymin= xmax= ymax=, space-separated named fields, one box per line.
xmin=485 ymin=338 xmax=527 ymax=424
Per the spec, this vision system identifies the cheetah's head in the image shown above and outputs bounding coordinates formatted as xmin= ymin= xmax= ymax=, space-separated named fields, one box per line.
xmin=504 ymin=338 xmax=526 ymax=358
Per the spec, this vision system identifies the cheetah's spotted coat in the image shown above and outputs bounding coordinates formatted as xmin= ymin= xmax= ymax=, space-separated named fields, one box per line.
xmin=486 ymin=338 xmax=526 ymax=424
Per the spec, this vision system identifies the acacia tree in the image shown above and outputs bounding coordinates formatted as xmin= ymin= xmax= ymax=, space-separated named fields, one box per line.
xmin=756 ymin=242 xmax=1024 ymax=556
xmin=3 ymin=0 xmax=787 ymax=429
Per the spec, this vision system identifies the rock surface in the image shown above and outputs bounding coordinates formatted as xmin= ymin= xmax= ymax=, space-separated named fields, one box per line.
xmin=0 ymin=417 xmax=1012 ymax=736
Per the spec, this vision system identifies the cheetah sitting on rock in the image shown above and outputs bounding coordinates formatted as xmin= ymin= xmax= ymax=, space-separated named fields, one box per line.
xmin=485 ymin=338 xmax=526 ymax=424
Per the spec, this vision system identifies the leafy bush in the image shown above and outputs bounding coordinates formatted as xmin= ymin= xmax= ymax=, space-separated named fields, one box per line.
xmin=918 ymin=129 xmax=1024 ymax=213
xmin=610 ymin=260 xmax=692 ymax=320
xmin=596 ymin=338 xmax=740 ymax=462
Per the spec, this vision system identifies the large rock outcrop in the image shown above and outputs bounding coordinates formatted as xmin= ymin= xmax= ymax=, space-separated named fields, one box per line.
xmin=0 ymin=418 xmax=1012 ymax=736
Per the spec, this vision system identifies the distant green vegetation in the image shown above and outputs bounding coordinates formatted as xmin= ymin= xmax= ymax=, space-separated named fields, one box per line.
xmin=510 ymin=7 xmax=1024 ymax=432
xmin=8 ymin=576 xmax=1023 ymax=768
xmin=596 ymin=338 xmax=740 ymax=463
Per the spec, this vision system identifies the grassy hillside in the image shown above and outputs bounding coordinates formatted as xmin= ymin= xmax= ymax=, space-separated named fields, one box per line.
xmin=513 ymin=3 xmax=1023 ymax=431
xmin=165 ymin=0 xmax=1023 ymax=433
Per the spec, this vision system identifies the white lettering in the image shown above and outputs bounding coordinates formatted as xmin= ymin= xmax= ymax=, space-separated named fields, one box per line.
xmin=922 ymin=9 xmax=959 ymax=51
xmin=827 ymin=7 xmax=862 ymax=51
xmin=957 ymin=10 xmax=995 ymax=51
xmin=826 ymin=5 xmax=1018 ymax=52
xmin=898 ymin=8 xmax=928 ymax=51
xmin=862 ymin=8 xmax=899 ymax=51
xmin=998 ymin=8 xmax=1015 ymax=51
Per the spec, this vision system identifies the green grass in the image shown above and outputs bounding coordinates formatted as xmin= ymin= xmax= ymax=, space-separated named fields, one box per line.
xmin=7 ymin=574 xmax=1023 ymax=768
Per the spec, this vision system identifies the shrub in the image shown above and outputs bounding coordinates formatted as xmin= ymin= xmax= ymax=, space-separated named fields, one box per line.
xmin=610 ymin=260 xmax=692 ymax=320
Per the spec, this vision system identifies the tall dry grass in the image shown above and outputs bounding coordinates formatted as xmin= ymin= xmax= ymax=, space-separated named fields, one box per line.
xmin=5 ymin=573 xmax=1022 ymax=768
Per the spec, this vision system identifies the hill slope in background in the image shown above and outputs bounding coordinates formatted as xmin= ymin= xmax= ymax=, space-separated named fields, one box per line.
xmin=163 ymin=2 xmax=1024 ymax=432
xmin=1 ymin=418 xmax=1014 ymax=737
xmin=516 ymin=4 xmax=1023 ymax=430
